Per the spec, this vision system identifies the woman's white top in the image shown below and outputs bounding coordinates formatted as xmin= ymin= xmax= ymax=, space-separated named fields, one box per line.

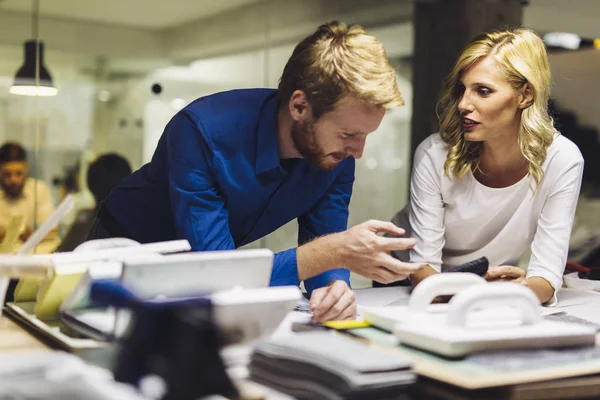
xmin=409 ymin=133 xmax=584 ymax=304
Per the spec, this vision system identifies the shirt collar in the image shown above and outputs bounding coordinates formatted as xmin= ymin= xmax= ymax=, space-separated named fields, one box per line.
xmin=255 ymin=92 xmax=282 ymax=175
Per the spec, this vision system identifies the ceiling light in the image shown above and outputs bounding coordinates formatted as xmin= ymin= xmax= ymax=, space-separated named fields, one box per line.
xmin=10 ymin=0 xmax=57 ymax=97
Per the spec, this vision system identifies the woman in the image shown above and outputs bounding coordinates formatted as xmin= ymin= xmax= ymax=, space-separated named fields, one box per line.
xmin=407 ymin=28 xmax=584 ymax=305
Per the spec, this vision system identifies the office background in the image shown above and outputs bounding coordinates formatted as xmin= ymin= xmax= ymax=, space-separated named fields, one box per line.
xmin=0 ymin=0 xmax=598 ymax=287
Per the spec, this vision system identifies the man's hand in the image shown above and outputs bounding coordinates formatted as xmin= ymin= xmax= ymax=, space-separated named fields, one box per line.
xmin=338 ymin=220 xmax=425 ymax=284
xmin=484 ymin=265 xmax=525 ymax=282
xmin=19 ymin=226 xmax=33 ymax=242
xmin=310 ymin=280 xmax=356 ymax=322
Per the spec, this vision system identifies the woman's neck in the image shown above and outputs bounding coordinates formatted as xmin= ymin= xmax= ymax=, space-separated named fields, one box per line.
xmin=475 ymin=135 xmax=528 ymax=187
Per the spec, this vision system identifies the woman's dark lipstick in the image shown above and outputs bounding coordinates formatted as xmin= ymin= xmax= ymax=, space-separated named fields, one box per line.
xmin=463 ymin=117 xmax=479 ymax=131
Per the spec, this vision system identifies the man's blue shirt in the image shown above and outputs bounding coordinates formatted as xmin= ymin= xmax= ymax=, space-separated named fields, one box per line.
xmin=106 ymin=89 xmax=352 ymax=293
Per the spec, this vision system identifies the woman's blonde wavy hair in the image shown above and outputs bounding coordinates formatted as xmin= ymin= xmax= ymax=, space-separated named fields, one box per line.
xmin=437 ymin=28 xmax=555 ymax=190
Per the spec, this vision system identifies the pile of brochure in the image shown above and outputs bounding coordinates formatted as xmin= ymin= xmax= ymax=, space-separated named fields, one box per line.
xmin=249 ymin=331 xmax=415 ymax=400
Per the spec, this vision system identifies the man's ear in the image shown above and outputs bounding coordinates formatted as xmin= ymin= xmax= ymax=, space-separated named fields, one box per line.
xmin=518 ymin=84 xmax=534 ymax=109
xmin=288 ymin=90 xmax=312 ymax=121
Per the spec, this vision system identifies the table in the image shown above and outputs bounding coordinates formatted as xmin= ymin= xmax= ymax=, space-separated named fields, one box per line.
xmin=0 ymin=317 xmax=50 ymax=353
xmin=3 ymin=287 xmax=600 ymax=400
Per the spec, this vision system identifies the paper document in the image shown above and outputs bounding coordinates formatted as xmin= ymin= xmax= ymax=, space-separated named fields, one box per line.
xmin=467 ymin=346 xmax=600 ymax=370
xmin=354 ymin=286 xmax=412 ymax=307
xmin=544 ymin=312 xmax=600 ymax=331
xmin=555 ymin=288 xmax=600 ymax=308
xmin=293 ymin=297 xmax=311 ymax=313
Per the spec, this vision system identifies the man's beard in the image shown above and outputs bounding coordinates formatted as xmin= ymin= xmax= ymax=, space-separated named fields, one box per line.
xmin=1 ymin=182 xmax=24 ymax=199
xmin=291 ymin=119 xmax=345 ymax=172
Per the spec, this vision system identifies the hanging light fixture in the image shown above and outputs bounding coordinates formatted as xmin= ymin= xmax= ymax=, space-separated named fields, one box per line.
xmin=10 ymin=0 xmax=57 ymax=96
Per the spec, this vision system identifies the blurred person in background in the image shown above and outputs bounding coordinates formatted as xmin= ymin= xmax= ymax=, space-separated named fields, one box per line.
xmin=55 ymin=153 xmax=132 ymax=252
xmin=0 ymin=142 xmax=59 ymax=254
xmin=86 ymin=153 xmax=133 ymax=211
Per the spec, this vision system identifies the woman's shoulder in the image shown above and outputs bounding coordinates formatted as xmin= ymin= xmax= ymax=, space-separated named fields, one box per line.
xmin=545 ymin=133 xmax=584 ymax=169
xmin=415 ymin=133 xmax=449 ymax=161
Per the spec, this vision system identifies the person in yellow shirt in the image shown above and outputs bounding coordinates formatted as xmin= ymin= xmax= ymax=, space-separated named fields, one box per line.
xmin=0 ymin=142 xmax=59 ymax=254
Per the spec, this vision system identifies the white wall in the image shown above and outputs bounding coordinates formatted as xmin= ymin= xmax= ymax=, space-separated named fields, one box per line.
xmin=549 ymin=49 xmax=600 ymax=135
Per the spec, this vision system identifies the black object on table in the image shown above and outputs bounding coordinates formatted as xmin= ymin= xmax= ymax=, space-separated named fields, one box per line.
xmin=90 ymin=280 xmax=239 ymax=400
xmin=445 ymin=256 xmax=489 ymax=276
xmin=578 ymin=267 xmax=600 ymax=280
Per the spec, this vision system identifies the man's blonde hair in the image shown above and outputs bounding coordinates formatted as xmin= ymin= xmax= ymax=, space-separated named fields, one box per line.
xmin=438 ymin=28 xmax=555 ymax=190
xmin=278 ymin=21 xmax=404 ymax=118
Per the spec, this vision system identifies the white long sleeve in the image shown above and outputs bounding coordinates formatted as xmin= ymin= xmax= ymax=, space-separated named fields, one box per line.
xmin=408 ymin=136 xmax=446 ymax=271
xmin=527 ymin=145 xmax=583 ymax=304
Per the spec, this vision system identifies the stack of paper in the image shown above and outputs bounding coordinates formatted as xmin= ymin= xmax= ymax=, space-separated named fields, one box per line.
xmin=249 ymin=331 xmax=415 ymax=400
xmin=0 ymin=351 xmax=146 ymax=400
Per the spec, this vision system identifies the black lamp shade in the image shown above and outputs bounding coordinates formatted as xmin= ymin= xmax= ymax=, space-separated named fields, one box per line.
xmin=10 ymin=40 xmax=57 ymax=96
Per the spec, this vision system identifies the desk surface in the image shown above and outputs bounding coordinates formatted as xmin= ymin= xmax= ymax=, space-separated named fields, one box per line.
xmin=0 ymin=316 xmax=50 ymax=353
xmin=3 ymin=287 xmax=600 ymax=400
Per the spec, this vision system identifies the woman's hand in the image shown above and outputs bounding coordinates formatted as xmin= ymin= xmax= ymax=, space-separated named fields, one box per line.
xmin=484 ymin=265 xmax=525 ymax=282
xmin=485 ymin=268 xmax=554 ymax=304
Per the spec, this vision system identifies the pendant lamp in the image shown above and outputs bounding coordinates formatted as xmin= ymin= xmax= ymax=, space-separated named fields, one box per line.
xmin=10 ymin=0 xmax=57 ymax=96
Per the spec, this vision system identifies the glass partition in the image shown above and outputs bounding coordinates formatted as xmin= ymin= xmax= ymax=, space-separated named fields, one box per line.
xmin=1 ymin=0 xmax=595 ymax=289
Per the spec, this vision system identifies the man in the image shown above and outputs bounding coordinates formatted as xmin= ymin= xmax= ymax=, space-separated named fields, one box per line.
xmin=0 ymin=142 xmax=59 ymax=254
xmin=89 ymin=21 xmax=425 ymax=321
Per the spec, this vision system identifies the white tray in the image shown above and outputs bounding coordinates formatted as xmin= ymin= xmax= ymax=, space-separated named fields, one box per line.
xmin=394 ymin=283 xmax=597 ymax=358
xmin=564 ymin=272 xmax=600 ymax=291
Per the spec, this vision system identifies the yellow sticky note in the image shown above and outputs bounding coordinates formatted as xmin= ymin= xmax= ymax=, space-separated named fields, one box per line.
xmin=14 ymin=278 xmax=44 ymax=302
xmin=322 ymin=320 xmax=371 ymax=330
xmin=34 ymin=269 xmax=85 ymax=320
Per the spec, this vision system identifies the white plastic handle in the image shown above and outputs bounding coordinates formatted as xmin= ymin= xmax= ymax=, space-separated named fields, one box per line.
xmin=408 ymin=272 xmax=486 ymax=313
xmin=52 ymin=239 xmax=190 ymax=265
xmin=73 ymin=238 xmax=141 ymax=252
xmin=446 ymin=282 xmax=541 ymax=328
